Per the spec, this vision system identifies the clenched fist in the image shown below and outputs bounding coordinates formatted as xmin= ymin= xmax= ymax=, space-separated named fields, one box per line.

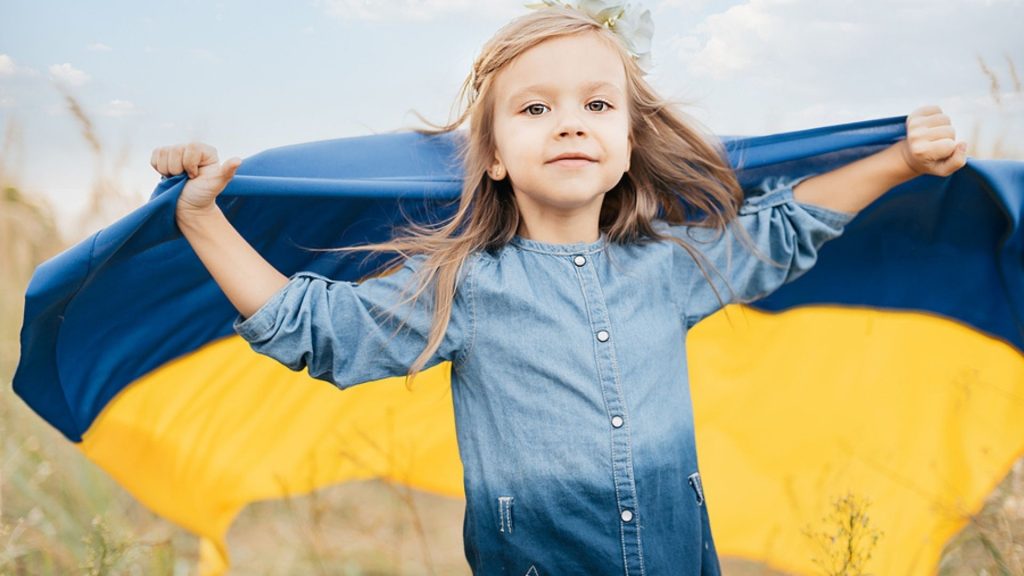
xmin=151 ymin=142 xmax=243 ymax=214
xmin=899 ymin=105 xmax=968 ymax=178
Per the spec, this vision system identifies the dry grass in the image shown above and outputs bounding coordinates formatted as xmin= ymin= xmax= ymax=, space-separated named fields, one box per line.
xmin=1 ymin=57 xmax=1021 ymax=574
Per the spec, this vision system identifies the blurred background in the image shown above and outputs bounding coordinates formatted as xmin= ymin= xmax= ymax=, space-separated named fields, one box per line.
xmin=2 ymin=0 xmax=1022 ymax=574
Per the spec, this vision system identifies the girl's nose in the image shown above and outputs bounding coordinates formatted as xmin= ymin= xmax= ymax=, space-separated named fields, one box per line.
xmin=557 ymin=118 xmax=587 ymax=138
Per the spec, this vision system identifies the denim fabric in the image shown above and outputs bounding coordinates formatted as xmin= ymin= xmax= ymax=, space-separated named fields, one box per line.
xmin=233 ymin=174 xmax=857 ymax=575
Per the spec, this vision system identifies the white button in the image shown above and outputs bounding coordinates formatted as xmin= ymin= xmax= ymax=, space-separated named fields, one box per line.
xmin=596 ymin=330 xmax=609 ymax=342
xmin=621 ymin=509 xmax=633 ymax=522
xmin=573 ymin=255 xmax=587 ymax=267
xmin=611 ymin=416 xmax=624 ymax=428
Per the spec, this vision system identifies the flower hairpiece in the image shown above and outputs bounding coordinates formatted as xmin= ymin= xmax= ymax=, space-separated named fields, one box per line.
xmin=523 ymin=0 xmax=655 ymax=73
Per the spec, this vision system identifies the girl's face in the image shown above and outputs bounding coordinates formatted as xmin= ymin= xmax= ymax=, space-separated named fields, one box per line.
xmin=490 ymin=32 xmax=632 ymax=235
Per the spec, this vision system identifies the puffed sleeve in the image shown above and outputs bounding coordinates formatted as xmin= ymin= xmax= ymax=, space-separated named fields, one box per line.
xmin=667 ymin=174 xmax=858 ymax=329
xmin=231 ymin=253 xmax=474 ymax=389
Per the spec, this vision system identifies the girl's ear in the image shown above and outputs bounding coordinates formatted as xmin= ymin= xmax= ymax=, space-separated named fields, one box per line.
xmin=488 ymin=157 xmax=506 ymax=181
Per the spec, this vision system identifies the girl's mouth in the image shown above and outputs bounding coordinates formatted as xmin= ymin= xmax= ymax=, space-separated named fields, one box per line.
xmin=549 ymin=159 xmax=596 ymax=168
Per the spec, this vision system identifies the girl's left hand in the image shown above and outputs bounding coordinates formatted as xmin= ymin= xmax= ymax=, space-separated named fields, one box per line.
xmin=899 ymin=105 xmax=968 ymax=177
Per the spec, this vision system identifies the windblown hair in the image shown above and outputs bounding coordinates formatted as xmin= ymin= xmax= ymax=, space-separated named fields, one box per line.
xmin=321 ymin=5 xmax=778 ymax=389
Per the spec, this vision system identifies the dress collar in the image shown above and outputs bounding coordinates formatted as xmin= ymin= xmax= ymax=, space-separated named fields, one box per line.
xmin=507 ymin=230 xmax=609 ymax=255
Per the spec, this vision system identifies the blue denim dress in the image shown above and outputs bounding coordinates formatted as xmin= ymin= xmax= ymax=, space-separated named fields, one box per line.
xmin=233 ymin=175 xmax=857 ymax=575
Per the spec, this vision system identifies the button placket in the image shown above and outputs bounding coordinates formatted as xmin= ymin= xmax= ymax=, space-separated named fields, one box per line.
xmin=570 ymin=250 xmax=644 ymax=571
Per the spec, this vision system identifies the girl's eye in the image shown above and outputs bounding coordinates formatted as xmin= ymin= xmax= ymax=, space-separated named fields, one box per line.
xmin=522 ymin=100 xmax=613 ymax=116
xmin=524 ymin=103 xmax=548 ymax=116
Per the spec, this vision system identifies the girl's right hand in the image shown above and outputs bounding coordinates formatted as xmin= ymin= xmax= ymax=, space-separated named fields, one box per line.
xmin=151 ymin=142 xmax=243 ymax=214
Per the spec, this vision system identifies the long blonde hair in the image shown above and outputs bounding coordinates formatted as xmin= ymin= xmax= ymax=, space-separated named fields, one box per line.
xmin=321 ymin=5 xmax=777 ymax=389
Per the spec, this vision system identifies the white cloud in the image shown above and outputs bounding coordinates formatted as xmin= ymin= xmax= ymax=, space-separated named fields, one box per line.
xmin=674 ymin=0 xmax=873 ymax=82
xmin=674 ymin=0 xmax=1022 ymax=90
xmin=101 ymin=99 xmax=141 ymax=117
xmin=661 ymin=0 xmax=1021 ymax=126
xmin=656 ymin=0 xmax=738 ymax=16
xmin=0 ymin=54 xmax=15 ymax=76
xmin=49 ymin=63 xmax=91 ymax=87
xmin=87 ymin=42 xmax=113 ymax=52
xmin=0 ymin=95 xmax=15 ymax=107
xmin=314 ymin=0 xmax=514 ymax=21
xmin=0 ymin=54 xmax=34 ymax=77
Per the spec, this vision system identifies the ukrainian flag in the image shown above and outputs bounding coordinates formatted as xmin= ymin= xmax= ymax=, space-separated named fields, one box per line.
xmin=13 ymin=115 xmax=1024 ymax=574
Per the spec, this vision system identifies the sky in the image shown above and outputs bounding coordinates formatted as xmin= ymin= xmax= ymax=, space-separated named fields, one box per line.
xmin=1 ymin=0 xmax=1022 ymax=231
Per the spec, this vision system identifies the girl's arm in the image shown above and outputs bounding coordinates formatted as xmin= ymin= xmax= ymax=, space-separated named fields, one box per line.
xmin=232 ymin=253 xmax=473 ymax=389
xmin=153 ymin=141 xmax=288 ymax=319
xmin=155 ymin=142 xmax=472 ymax=388
xmin=667 ymin=176 xmax=856 ymax=329
xmin=177 ymin=205 xmax=289 ymax=320
xmin=670 ymin=106 xmax=967 ymax=329
xmin=792 ymin=105 xmax=969 ymax=214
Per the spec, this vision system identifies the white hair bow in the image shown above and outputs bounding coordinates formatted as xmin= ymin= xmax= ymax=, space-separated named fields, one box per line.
xmin=524 ymin=0 xmax=655 ymax=73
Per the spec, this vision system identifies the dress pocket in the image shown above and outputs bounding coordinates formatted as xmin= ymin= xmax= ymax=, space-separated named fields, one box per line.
xmin=496 ymin=494 xmax=542 ymax=574
xmin=688 ymin=472 xmax=705 ymax=506
xmin=498 ymin=495 xmax=515 ymax=533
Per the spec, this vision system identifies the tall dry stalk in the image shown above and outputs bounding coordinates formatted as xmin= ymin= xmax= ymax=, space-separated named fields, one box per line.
xmin=968 ymin=54 xmax=1022 ymax=160
xmin=0 ymin=115 xmax=64 ymax=562
xmin=53 ymin=83 xmax=146 ymax=245
xmin=0 ymin=82 xmax=193 ymax=576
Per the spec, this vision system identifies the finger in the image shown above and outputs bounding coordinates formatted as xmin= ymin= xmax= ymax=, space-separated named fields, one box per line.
xmin=221 ymin=157 xmax=242 ymax=181
xmin=158 ymin=147 xmax=170 ymax=176
xmin=907 ymin=111 xmax=948 ymax=131
xmin=927 ymin=139 xmax=959 ymax=161
xmin=911 ymin=104 xmax=942 ymax=118
xmin=167 ymin=145 xmax=185 ymax=176
xmin=949 ymin=141 xmax=968 ymax=162
xmin=920 ymin=113 xmax=951 ymax=129
xmin=150 ymin=148 xmax=160 ymax=173
xmin=924 ymin=125 xmax=956 ymax=141
xmin=183 ymin=144 xmax=200 ymax=179
xmin=937 ymin=146 xmax=967 ymax=175
xmin=198 ymin=143 xmax=219 ymax=169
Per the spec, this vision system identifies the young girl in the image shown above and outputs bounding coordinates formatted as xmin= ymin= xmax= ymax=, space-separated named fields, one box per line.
xmin=152 ymin=3 xmax=966 ymax=574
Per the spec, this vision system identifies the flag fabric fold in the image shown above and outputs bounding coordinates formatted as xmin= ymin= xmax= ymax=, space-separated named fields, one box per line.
xmin=13 ymin=115 xmax=1024 ymax=574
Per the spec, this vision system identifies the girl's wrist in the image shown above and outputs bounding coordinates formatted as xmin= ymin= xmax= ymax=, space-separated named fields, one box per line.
xmin=176 ymin=203 xmax=222 ymax=227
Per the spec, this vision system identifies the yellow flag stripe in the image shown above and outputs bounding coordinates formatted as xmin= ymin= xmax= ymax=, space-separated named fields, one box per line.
xmin=689 ymin=304 xmax=1024 ymax=575
xmin=79 ymin=304 xmax=1024 ymax=575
